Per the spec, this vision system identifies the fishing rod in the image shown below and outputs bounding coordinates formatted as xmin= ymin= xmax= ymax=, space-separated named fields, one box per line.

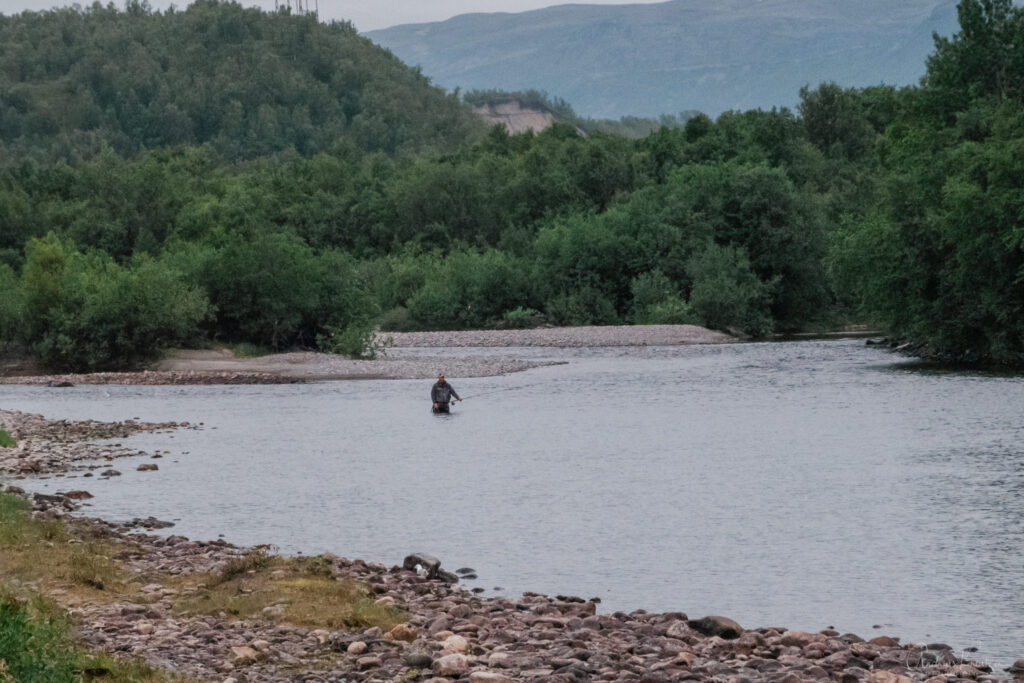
xmin=459 ymin=381 xmax=545 ymax=401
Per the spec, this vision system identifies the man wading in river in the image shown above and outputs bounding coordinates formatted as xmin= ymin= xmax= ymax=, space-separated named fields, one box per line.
xmin=431 ymin=374 xmax=462 ymax=414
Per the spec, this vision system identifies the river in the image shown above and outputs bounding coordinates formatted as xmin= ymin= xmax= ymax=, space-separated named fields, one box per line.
xmin=5 ymin=339 xmax=1024 ymax=667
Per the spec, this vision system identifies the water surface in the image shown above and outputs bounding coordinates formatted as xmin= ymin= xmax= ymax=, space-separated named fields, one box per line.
xmin=6 ymin=340 xmax=1024 ymax=667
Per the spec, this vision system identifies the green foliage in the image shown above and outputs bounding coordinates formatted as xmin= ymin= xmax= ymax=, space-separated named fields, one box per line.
xmin=0 ymin=592 xmax=79 ymax=683
xmin=686 ymin=243 xmax=773 ymax=336
xmin=0 ymin=265 xmax=21 ymax=347
xmin=630 ymin=270 xmax=696 ymax=325
xmin=3 ymin=0 xmax=1017 ymax=365
xmin=0 ymin=1 xmax=483 ymax=162
xmin=830 ymin=0 xmax=1024 ymax=364
xmin=17 ymin=233 xmax=209 ymax=371
xmin=0 ymin=429 xmax=15 ymax=448
xmin=498 ymin=307 xmax=544 ymax=329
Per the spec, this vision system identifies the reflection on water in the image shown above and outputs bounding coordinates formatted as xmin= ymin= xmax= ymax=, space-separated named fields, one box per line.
xmin=5 ymin=339 xmax=1024 ymax=666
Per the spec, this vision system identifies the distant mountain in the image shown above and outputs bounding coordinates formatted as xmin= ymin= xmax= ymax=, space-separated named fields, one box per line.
xmin=366 ymin=0 xmax=961 ymax=119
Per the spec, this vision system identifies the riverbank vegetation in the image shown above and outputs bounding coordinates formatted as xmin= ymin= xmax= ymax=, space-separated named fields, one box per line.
xmin=0 ymin=489 xmax=402 ymax=679
xmin=0 ymin=492 xmax=178 ymax=681
xmin=0 ymin=0 xmax=1019 ymax=368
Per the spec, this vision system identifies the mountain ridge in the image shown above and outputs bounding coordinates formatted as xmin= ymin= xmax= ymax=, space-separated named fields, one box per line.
xmin=366 ymin=0 xmax=962 ymax=118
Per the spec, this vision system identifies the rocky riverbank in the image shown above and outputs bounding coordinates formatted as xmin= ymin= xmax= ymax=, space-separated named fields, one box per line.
xmin=6 ymin=489 xmax=1017 ymax=683
xmin=1 ymin=409 xmax=1017 ymax=682
xmin=0 ymin=409 xmax=193 ymax=476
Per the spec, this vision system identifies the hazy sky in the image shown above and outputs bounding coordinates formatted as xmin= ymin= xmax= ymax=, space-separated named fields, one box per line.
xmin=0 ymin=0 xmax=668 ymax=31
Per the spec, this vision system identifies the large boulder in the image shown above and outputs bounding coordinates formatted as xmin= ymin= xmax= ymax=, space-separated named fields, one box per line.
xmin=403 ymin=553 xmax=441 ymax=576
xmin=687 ymin=615 xmax=744 ymax=640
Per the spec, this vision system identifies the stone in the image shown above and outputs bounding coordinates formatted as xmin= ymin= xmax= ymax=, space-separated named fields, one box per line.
xmin=850 ymin=642 xmax=879 ymax=659
xmin=950 ymin=664 xmax=981 ymax=679
xmin=675 ymin=652 xmax=696 ymax=667
xmin=137 ymin=464 xmax=159 ymax=471
xmin=403 ymin=553 xmax=442 ymax=576
xmin=1008 ymin=659 xmax=1024 ymax=673
xmin=135 ymin=623 xmax=155 ymax=635
xmin=100 ymin=469 xmax=121 ymax=477
xmin=488 ymin=652 xmax=511 ymax=667
xmin=687 ymin=615 xmax=744 ymax=639
xmin=250 ymin=639 xmax=270 ymax=652
xmin=437 ymin=569 xmax=460 ymax=583
xmin=405 ymin=653 xmax=433 ymax=668
xmin=469 ymin=672 xmax=516 ymax=683
xmin=261 ymin=605 xmax=284 ymax=619
xmin=347 ymin=641 xmax=368 ymax=655
xmin=780 ymin=630 xmax=825 ymax=647
xmin=433 ymin=653 xmax=470 ymax=676
xmin=63 ymin=490 xmax=94 ymax=500
xmin=443 ymin=634 xmax=469 ymax=653
xmin=386 ymin=623 xmax=418 ymax=642
xmin=868 ymin=672 xmax=912 ymax=683
xmin=868 ymin=635 xmax=900 ymax=647
xmin=230 ymin=646 xmax=259 ymax=665
xmin=357 ymin=655 xmax=381 ymax=670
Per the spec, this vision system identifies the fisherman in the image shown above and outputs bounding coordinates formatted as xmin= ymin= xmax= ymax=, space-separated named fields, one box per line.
xmin=431 ymin=373 xmax=462 ymax=414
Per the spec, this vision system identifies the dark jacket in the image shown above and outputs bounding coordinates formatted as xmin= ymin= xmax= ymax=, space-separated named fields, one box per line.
xmin=431 ymin=380 xmax=460 ymax=404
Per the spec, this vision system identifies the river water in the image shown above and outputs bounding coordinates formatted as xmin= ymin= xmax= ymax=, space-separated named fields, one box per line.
xmin=5 ymin=339 xmax=1024 ymax=667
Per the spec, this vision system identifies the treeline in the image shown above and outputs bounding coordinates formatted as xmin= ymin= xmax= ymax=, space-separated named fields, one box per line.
xmin=0 ymin=0 xmax=1021 ymax=369
xmin=830 ymin=0 xmax=1024 ymax=365
xmin=0 ymin=97 xmax=874 ymax=369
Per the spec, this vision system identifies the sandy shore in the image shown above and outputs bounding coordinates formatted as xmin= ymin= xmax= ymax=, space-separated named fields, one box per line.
xmin=1 ymin=410 xmax=1017 ymax=682
xmin=0 ymin=324 xmax=733 ymax=386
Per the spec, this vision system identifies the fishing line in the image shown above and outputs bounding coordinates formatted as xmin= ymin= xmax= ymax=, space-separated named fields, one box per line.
xmin=460 ymin=381 xmax=545 ymax=400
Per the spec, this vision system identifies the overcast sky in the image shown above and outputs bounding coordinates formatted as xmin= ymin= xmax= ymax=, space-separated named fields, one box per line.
xmin=0 ymin=0 xmax=667 ymax=31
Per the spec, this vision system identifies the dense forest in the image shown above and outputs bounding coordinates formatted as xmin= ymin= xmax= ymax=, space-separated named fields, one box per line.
xmin=0 ymin=0 xmax=1020 ymax=370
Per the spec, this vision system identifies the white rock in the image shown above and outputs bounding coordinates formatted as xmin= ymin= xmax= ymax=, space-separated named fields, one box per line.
xmin=433 ymin=653 xmax=470 ymax=676
xmin=347 ymin=641 xmax=368 ymax=655
xmin=442 ymin=634 xmax=469 ymax=653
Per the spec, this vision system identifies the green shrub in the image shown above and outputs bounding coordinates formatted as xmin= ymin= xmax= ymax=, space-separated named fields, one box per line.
xmin=686 ymin=243 xmax=773 ymax=336
xmin=545 ymin=287 xmax=620 ymax=327
xmin=0 ymin=265 xmax=22 ymax=347
xmin=0 ymin=430 xmax=15 ymax=448
xmin=497 ymin=306 xmax=544 ymax=329
xmin=640 ymin=298 xmax=696 ymax=325
xmin=316 ymin=320 xmax=387 ymax=360
xmin=377 ymin=307 xmax=414 ymax=332
xmin=0 ymin=593 xmax=79 ymax=683
xmin=630 ymin=270 xmax=696 ymax=324
xmin=19 ymin=234 xmax=210 ymax=372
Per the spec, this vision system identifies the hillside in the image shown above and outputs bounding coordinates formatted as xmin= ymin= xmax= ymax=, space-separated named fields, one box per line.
xmin=0 ymin=0 xmax=484 ymax=162
xmin=366 ymin=0 xmax=960 ymax=118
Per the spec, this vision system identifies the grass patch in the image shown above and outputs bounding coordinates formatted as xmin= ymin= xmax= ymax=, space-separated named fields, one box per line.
xmin=0 ymin=493 xmax=124 ymax=596
xmin=0 ymin=592 xmax=183 ymax=682
xmin=212 ymin=548 xmax=271 ymax=585
xmin=177 ymin=555 xmax=404 ymax=631
xmin=0 ymin=429 xmax=15 ymax=448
